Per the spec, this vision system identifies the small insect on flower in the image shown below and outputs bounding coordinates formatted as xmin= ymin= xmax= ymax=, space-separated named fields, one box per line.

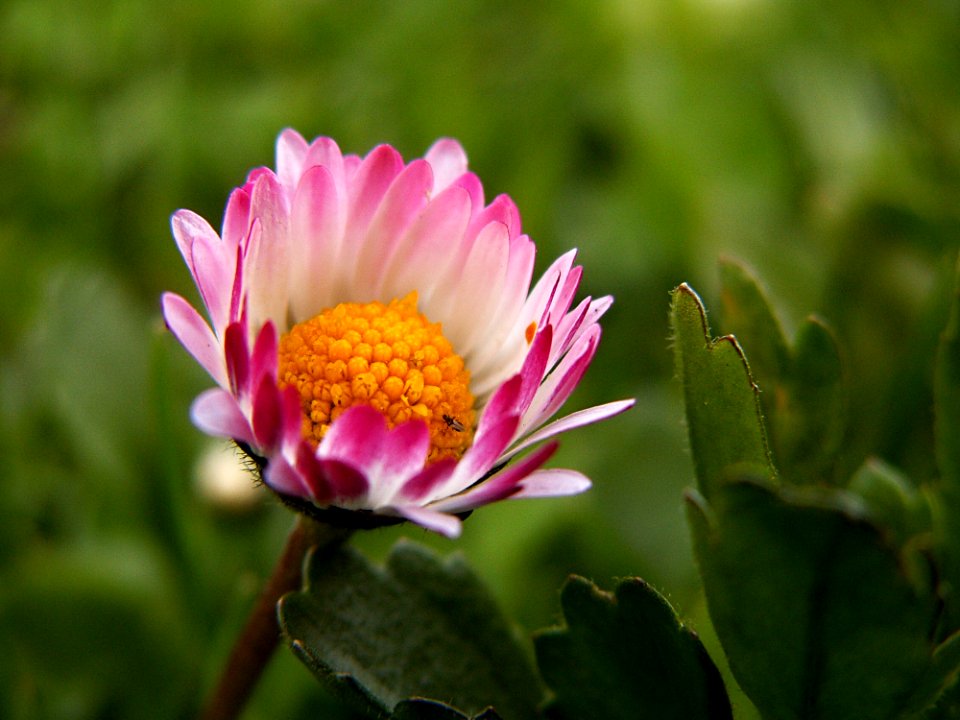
xmin=443 ymin=414 xmax=466 ymax=433
xmin=162 ymin=130 xmax=634 ymax=537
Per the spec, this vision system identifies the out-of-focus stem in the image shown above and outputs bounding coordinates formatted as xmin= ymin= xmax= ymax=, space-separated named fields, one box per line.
xmin=199 ymin=517 xmax=351 ymax=720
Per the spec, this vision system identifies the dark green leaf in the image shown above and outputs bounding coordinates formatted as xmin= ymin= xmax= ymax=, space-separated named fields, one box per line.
xmin=776 ymin=317 xmax=846 ymax=484
xmin=937 ymin=255 xmax=960 ymax=491
xmin=534 ymin=575 xmax=731 ymax=720
xmin=848 ymin=457 xmax=931 ymax=546
xmin=718 ymin=259 xmax=846 ymax=485
xmin=392 ymin=699 xmax=502 ymax=720
xmin=278 ymin=540 xmax=541 ymax=720
xmin=718 ymin=256 xmax=791 ymax=393
xmin=670 ymin=283 xmax=775 ymax=499
xmin=687 ymin=479 xmax=955 ymax=720
xmin=935 ymin=256 xmax=960 ymax=631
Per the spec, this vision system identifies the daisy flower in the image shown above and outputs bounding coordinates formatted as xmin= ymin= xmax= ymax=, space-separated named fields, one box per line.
xmin=162 ymin=130 xmax=633 ymax=537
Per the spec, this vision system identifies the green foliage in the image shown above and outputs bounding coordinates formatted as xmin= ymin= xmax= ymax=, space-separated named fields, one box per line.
xmin=3 ymin=0 xmax=960 ymax=716
xmin=670 ymin=283 xmax=776 ymax=499
xmin=675 ymin=270 xmax=960 ymax=718
xmin=719 ymin=258 xmax=846 ymax=485
xmin=278 ymin=540 xmax=541 ymax=720
xmin=534 ymin=576 xmax=731 ymax=720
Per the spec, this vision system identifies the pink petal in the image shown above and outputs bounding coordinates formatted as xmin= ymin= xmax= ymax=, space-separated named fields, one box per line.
xmin=392 ymin=505 xmax=463 ymax=538
xmin=354 ymin=159 xmax=433 ymax=296
xmin=264 ymin=453 xmax=312 ymax=498
xmin=445 ymin=221 xmax=510 ymax=358
xmin=379 ymin=184 xmax=472 ymax=309
xmin=222 ymin=187 xmax=252 ymax=249
xmin=250 ymin=321 xmax=278 ymax=386
xmin=373 ymin=419 xmax=431 ymax=499
xmin=191 ymin=388 xmax=255 ymax=445
xmin=171 ymin=209 xmax=218 ymax=277
xmin=276 ymin=128 xmax=309 ymax=188
xmin=288 ymin=165 xmax=345 ymax=318
xmin=432 ymin=412 xmax=521 ymax=502
xmin=244 ymin=172 xmax=290 ymax=329
xmin=514 ymin=468 xmax=592 ymax=498
xmin=162 ymin=293 xmax=228 ymax=388
xmin=252 ymin=375 xmax=283 ymax=451
xmin=317 ymin=459 xmax=369 ymax=505
xmin=504 ymin=399 xmax=635 ymax=460
xmin=524 ymin=327 xmax=600 ymax=431
xmin=318 ymin=404 xmax=387 ymax=466
xmin=424 ymin=138 xmax=468 ymax=194
xmin=223 ymin=322 xmax=250 ymax=396
xmin=397 ymin=457 xmax=458 ymax=505
xmin=429 ymin=441 xmax=558 ymax=514
xmin=340 ymin=146 xmax=404 ymax=284
xmin=517 ymin=326 xmax=553 ymax=413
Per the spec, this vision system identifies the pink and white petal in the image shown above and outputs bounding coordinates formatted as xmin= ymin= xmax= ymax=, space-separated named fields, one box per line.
xmin=338 ymin=146 xmax=404 ymax=293
xmin=288 ymin=165 xmax=346 ymax=319
xmin=354 ymin=159 xmax=433 ymax=297
xmin=161 ymin=293 xmax=228 ymax=388
xmin=429 ymin=412 xmax=521 ymax=503
xmin=513 ymin=468 xmax=592 ymax=499
xmin=317 ymin=458 xmax=370 ymax=507
xmin=303 ymin=136 xmax=346 ymax=180
xmin=429 ymin=441 xmax=558 ymax=514
xmin=275 ymin=129 xmax=310 ymax=189
xmin=445 ymin=221 xmax=510 ymax=358
xmin=522 ymin=327 xmax=600 ymax=433
xmin=244 ymin=172 xmax=290 ymax=330
xmin=378 ymin=185 xmax=472 ymax=310
xmin=391 ymin=505 xmax=463 ymax=538
xmin=188 ymin=236 xmax=235 ymax=336
xmin=171 ymin=209 xmax=220 ymax=277
xmin=221 ymin=187 xmax=252 ymax=249
xmin=396 ymin=457 xmax=458 ymax=505
xmin=191 ymin=388 xmax=255 ymax=445
xmin=503 ymin=399 xmax=636 ymax=461
xmin=466 ymin=194 xmax=520 ymax=244
xmin=543 ymin=265 xmax=583 ymax=330
xmin=365 ymin=419 xmax=432 ymax=507
xmin=424 ymin=138 xmax=468 ymax=194
xmin=451 ymin=172 xmax=485 ymax=224
xmin=264 ymin=453 xmax=313 ymax=499
xmin=516 ymin=326 xmax=553 ymax=413
xmin=317 ymin=404 xmax=387 ymax=468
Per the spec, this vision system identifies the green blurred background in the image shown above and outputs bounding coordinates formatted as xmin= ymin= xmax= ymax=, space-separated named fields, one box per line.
xmin=1 ymin=0 xmax=959 ymax=717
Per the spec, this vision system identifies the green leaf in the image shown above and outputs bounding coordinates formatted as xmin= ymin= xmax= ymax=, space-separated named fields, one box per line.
xmin=392 ymin=699 xmax=502 ymax=720
xmin=718 ymin=256 xmax=791 ymax=393
xmin=935 ymin=256 xmax=960 ymax=631
xmin=670 ymin=283 xmax=775 ymax=499
xmin=848 ymin=457 xmax=931 ymax=547
xmin=534 ymin=575 xmax=731 ymax=720
xmin=278 ymin=540 xmax=541 ymax=720
xmin=937 ymin=254 xmax=960 ymax=491
xmin=687 ymin=479 xmax=956 ymax=720
xmin=776 ymin=317 xmax=846 ymax=484
xmin=718 ymin=259 xmax=846 ymax=485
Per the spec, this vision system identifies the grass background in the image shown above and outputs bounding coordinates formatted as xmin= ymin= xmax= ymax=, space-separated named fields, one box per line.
xmin=1 ymin=0 xmax=959 ymax=717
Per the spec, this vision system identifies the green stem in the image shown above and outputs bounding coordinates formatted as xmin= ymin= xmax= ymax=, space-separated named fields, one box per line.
xmin=199 ymin=517 xmax=351 ymax=720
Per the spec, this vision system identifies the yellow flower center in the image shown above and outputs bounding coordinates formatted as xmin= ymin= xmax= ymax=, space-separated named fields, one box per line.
xmin=277 ymin=292 xmax=476 ymax=464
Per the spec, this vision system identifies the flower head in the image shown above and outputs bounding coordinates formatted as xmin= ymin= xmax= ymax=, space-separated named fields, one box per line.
xmin=163 ymin=130 xmax=632 ymax=536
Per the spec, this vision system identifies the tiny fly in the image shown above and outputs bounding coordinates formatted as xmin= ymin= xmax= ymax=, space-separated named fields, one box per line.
xmin=442 ymin=414 xmax=465 ymax=432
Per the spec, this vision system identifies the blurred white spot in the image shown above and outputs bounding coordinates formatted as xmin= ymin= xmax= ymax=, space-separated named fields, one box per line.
xmin=195 ymin=442 xmax=263 ymax=513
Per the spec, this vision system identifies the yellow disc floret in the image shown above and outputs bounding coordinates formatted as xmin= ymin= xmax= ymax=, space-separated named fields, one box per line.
xmin=277 ymin=292 xmax=476 ymax=464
